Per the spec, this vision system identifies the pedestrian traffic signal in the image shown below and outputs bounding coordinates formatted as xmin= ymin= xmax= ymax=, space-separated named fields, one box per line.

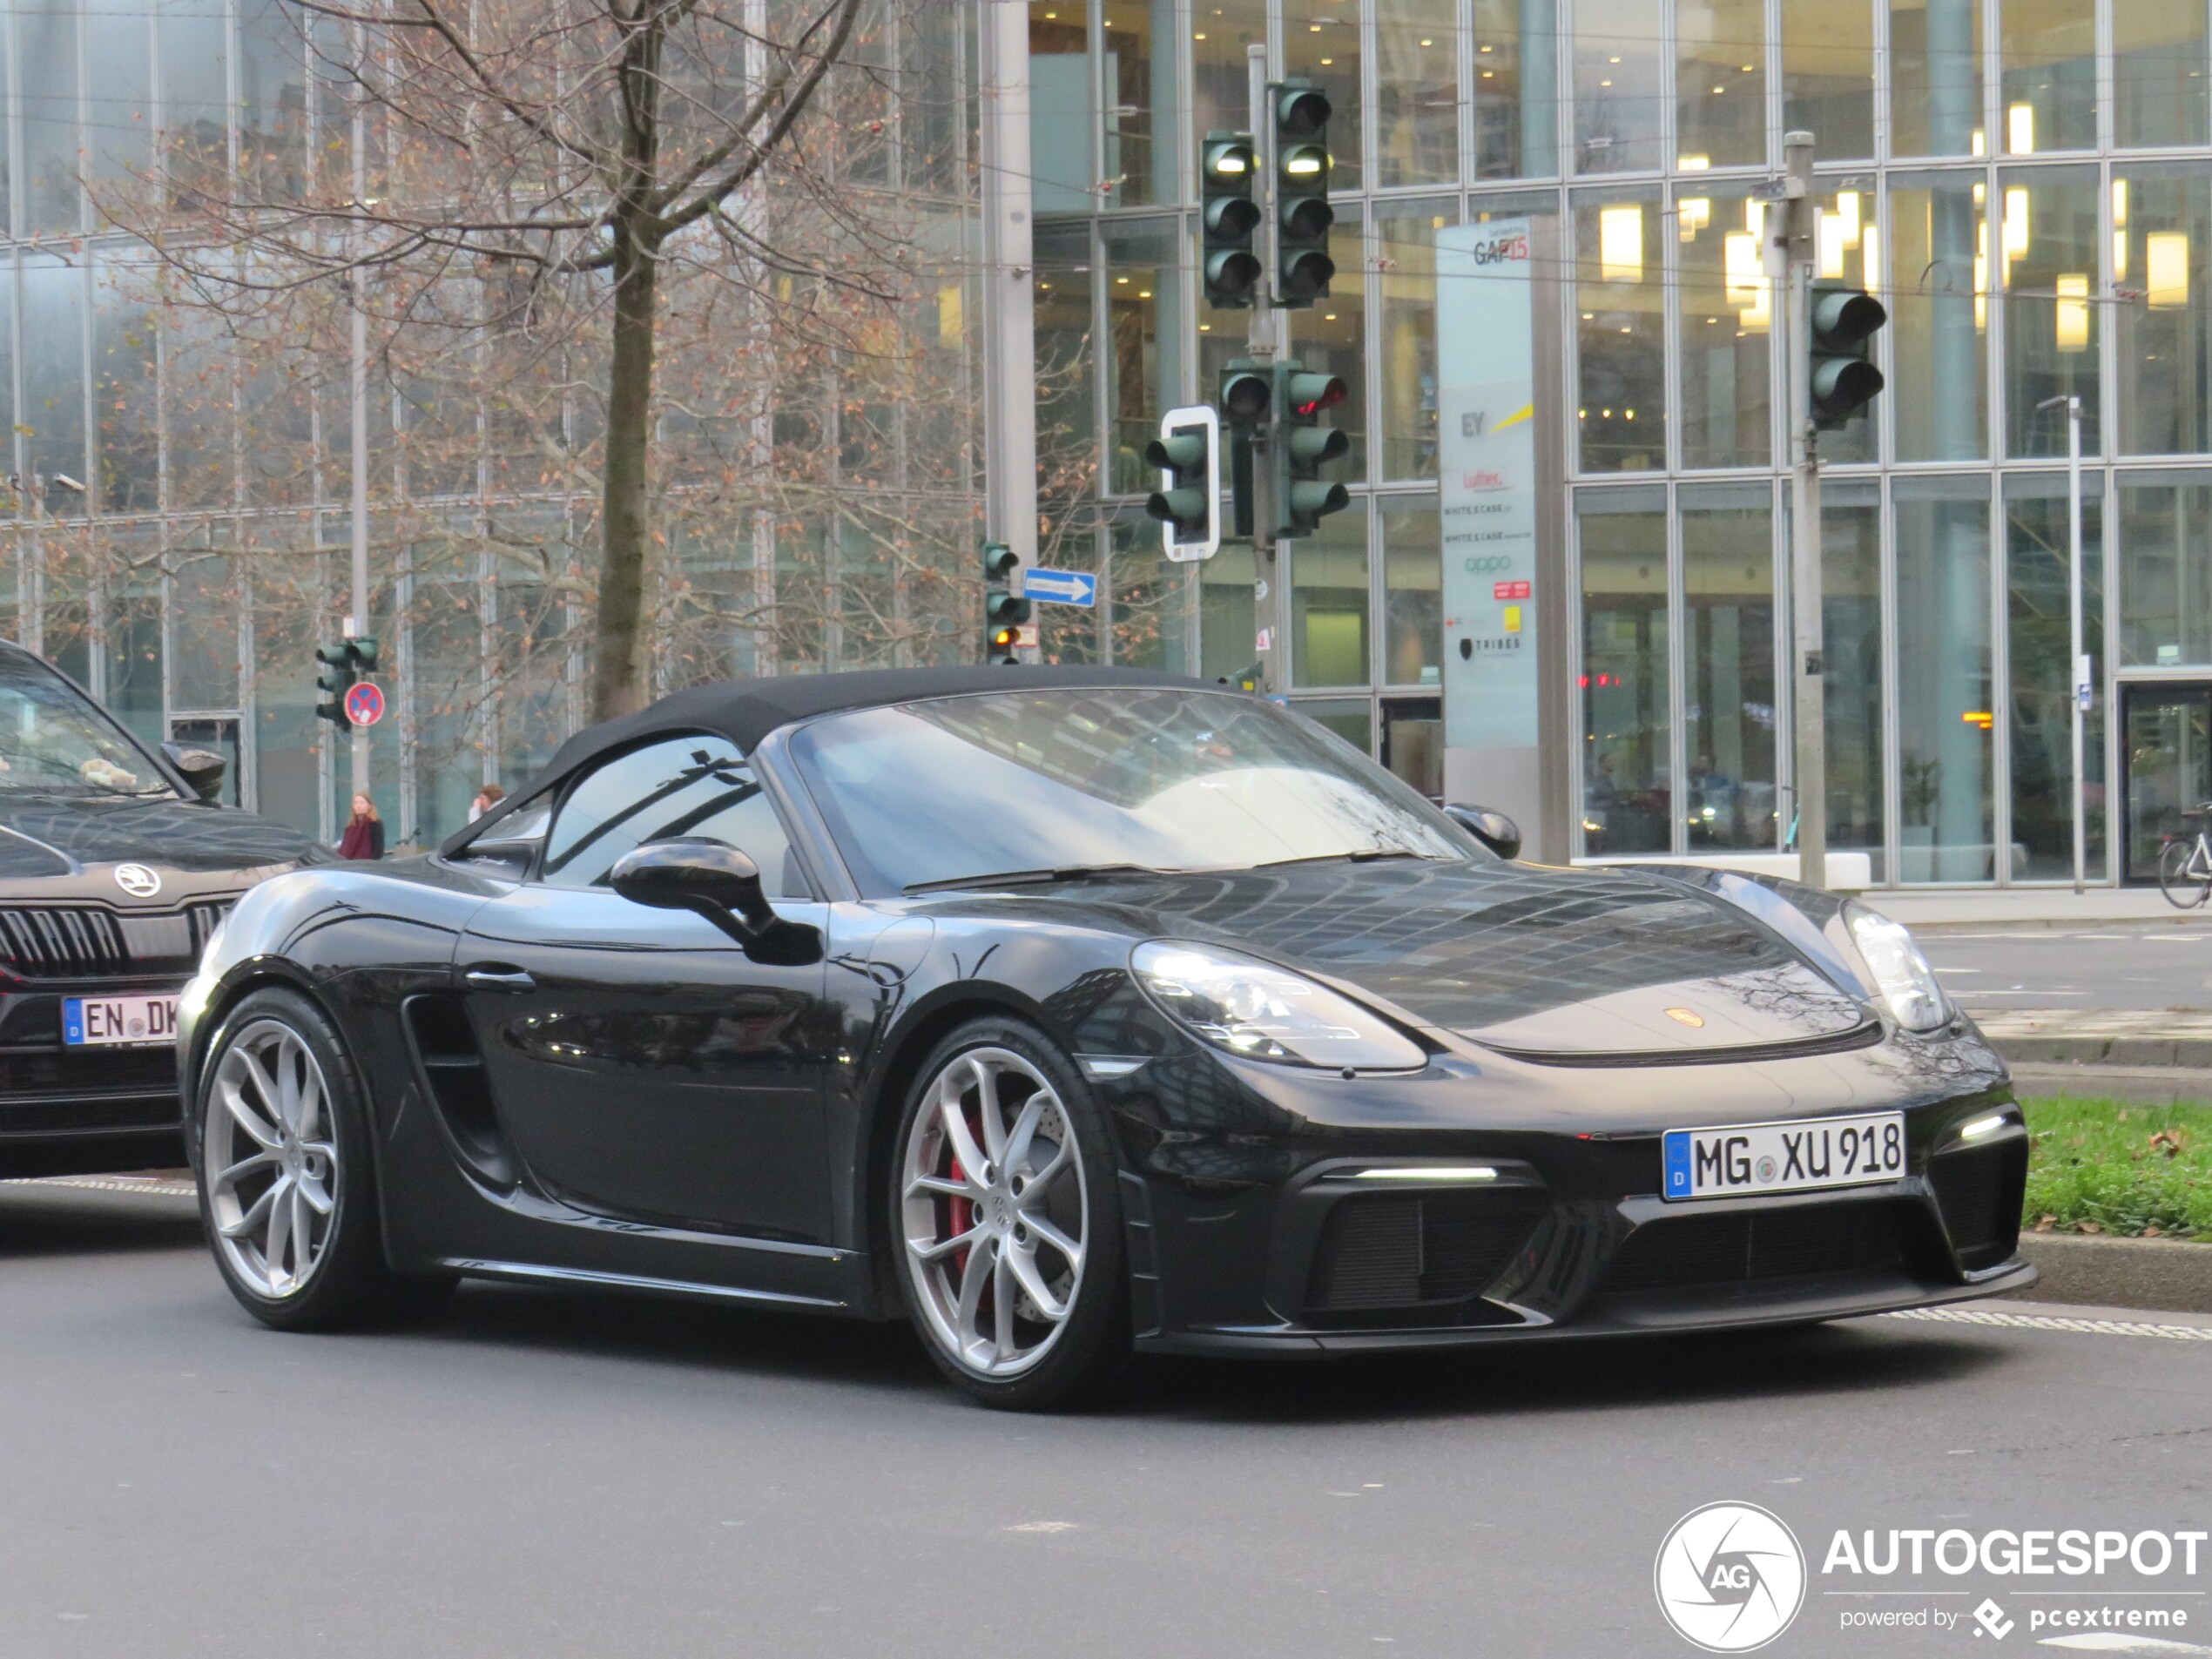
xmin=1272 ymin=79 xmax=1334 ymax=307
xmin=982 ymin=541 xmax=1028 ymax=665
xmin=314 ymin=636 xmax=377 ymax=725
xmin=1200 ymin=131 xmax=1263 ymax=308
xmin=1143 ymin=405 xmax=1221 ymax=561
xmin=1274 ymin=360 xmax=1351 ymax=539
xmin=1807 ymin=281 xmax=1886 ymax=428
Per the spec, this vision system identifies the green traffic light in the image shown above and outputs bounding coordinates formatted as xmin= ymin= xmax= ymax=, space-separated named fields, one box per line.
xmin=1285 ymin=425 xmax=1349 ymax=466
xmin=1146 ymin=487 xmax=1208 ymax=528
xmin=1143 ymin=432 xmax=1207 ymax=472
xmin=1287 ymin=480 xmax=1351 ymax=520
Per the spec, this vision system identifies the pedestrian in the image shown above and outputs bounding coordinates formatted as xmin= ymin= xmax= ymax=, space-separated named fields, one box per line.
xmin=339 ymin=792 xmax=385 ymax=860
xmin=469 ymin=781 xmax=506 ymax=823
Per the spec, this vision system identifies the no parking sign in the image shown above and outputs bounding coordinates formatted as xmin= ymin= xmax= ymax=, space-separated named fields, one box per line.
xmin=344 ymin=680 xmax=385 ymax=727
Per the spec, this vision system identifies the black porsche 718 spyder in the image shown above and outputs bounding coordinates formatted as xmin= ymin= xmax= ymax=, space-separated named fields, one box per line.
xmin=177 ymin=666 xmax=2033 ymax=1409
xmin=0 ymin=642 xmax=328 ymax=1179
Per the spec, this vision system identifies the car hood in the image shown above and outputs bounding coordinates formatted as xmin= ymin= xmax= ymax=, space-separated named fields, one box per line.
xmin=0 ymin=794 xmax=330 ymax=880
xmin=1032 ymin=860 xmax=1874 ymax=1061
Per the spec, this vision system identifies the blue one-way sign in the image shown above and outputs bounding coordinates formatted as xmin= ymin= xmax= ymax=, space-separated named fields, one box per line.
xmin=1020 ymin=567 xmax=1097 ymax=607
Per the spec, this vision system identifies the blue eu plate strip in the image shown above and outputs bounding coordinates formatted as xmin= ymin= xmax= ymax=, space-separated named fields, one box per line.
xmin=1662 ymin=1130 xmax=1692 ymax=1198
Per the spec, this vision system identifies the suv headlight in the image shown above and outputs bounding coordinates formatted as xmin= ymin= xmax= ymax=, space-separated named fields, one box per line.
xmin=1846 ymin=906 xmax=1952 ymax=1033
xmin=1131 ymin=941 xmax=1426 ymax=1070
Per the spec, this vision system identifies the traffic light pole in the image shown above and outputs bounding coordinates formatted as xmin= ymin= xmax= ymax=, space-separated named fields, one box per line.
xmin=1248 ymin=44 xmax=1283 ymax=695
xmin=348 ymin=48 xmax=372 ymax=807
xmin=1782 ymin=131 xmax=1825 ymax=893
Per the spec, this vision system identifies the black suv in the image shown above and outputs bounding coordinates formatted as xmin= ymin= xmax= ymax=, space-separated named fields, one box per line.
xmin=0 ymin=642 xmax=328 ymax=1177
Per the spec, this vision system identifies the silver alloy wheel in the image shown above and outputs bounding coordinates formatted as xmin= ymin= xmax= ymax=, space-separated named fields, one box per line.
xmin=900 ymin=1045 xmax=1089 ymax=1379
xmin=205 ymin=1018 xmax=341 ymax=1299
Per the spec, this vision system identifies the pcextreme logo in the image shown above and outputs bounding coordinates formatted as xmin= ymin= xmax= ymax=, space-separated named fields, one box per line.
xmin=1656 ymin=1502 xmax=1808 ymax=1652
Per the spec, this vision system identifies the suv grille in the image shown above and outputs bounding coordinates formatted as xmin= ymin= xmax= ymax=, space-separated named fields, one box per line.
xmin=0 ymin=1046 xmax=179 ymax=1097
xmin=1596 ymin=1201 xmax=1907 ymax=1294
xmin=1305 ymin=1190 xmax=1550 ymax=1320
xmin=0 ymin=907 xmax=128 ymax=977
xmin=0 ymin=899 xmax=233 ymax=981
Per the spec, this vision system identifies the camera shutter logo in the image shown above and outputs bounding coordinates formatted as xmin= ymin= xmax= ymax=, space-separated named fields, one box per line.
xmin=113 ymin=863 xmax=162 ymax=899
xmin=1654 ymin=1501 xmax=1806 ymax=1652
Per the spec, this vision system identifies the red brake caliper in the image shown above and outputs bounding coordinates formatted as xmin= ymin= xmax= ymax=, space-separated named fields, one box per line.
xmin=947 ymin=1154 xmax=974 ymax=1276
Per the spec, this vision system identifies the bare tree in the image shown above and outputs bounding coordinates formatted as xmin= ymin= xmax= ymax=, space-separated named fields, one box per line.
xmin=107 ymin=0 xmax=903 ymax=721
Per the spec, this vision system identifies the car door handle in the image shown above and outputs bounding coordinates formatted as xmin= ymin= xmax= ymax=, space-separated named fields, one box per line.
xmin=463 ymin=966 xmax=536 ymax=993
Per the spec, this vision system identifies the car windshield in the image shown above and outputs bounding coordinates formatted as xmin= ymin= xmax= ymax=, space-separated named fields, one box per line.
xmin=788 ymin=687 xmax=1473 ymax=895
xmin=0 ymin=656 xmax=171 ymax=799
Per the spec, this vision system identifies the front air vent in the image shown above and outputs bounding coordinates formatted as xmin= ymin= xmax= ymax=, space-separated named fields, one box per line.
xmin=401 ymin=994 xmax=517 ymax=1188
xmin=0 ymin=907 xmax=129 ymax=979
xmin=1305 ymin=1190 xmax=1549 ymax=1325
xmin=1595 ymin=1200 xmax=1908 ymax=1294
xmin=1929 ymin=1139 xmax=2028 ymax=1271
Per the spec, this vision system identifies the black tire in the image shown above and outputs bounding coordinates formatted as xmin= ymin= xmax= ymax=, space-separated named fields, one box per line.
xmin=887 ymin=1015 xmax=1130 ymax=1411
xmin=191 ymin=985 xmax=454 ymax=1331
xmin=2160 ymin=840 xmax=2209 ymax=909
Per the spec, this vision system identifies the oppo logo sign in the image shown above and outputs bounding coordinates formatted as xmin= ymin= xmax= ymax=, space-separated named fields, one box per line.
xmin=1464 ymin=555 xmax=1515 ymax=575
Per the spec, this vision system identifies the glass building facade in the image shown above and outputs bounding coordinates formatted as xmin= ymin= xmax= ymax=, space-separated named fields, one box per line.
xmin=0 ymin=0 xmax=983 ymax=851
xmin=1028 ymin=0 xmax=2212 ymax=886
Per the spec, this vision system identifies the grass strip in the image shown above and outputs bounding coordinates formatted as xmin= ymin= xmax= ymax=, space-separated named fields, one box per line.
xmin=2020 ymin=1096 xmax=2212 ymax=1242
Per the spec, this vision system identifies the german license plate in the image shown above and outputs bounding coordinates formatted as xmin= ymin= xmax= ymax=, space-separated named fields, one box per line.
xmin=62 ymin=993 xmax=179 ymax=1048
xmin=1662 ymin=1111 xmax=1906 ymax=1201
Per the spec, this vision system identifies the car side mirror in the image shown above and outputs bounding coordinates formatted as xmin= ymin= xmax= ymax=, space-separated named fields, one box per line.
xmin=610 ymin=837 xmax=821 ymax=967
xmin=1444 ymin=803 xmax=1522 ymax=861
xmin=162 ymin=743 xmax=227 ymax=804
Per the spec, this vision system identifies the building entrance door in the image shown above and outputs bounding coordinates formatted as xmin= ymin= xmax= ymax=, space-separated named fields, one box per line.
xmin=2121 ymin=685 xmax=2212 ymax=882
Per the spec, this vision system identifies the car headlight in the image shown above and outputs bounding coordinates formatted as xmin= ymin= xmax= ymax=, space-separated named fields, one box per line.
xmin=1846 ymin=906 xmax=1952 ymax=1033
xmin=1130 ymin=940 xmax=1426 ymax=1070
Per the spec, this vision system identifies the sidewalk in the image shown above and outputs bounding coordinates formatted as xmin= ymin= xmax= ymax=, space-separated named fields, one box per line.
xmin=1840 ymin=887 xmax=2202 ymax=932
xmin=1979 ymin=1008 xmax=2212 ymax=1103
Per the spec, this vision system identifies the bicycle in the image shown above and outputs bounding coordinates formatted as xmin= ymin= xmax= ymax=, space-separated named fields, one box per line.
xmin=2158 ymin=806 xmax=2212 ymax=907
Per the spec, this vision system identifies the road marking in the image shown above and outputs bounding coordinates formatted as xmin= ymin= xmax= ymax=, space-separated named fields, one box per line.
xmin=2040 ymin=1637 xmax=2212 ymax=1654
xmin=2 ymin=1176 xmax=197 ymax=1197
xmin=1885 ymin=1308 xmax=2212 ymax=1341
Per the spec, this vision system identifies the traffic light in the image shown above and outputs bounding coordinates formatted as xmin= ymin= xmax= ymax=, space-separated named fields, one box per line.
xmin=1807 ymin=281 xmax=1886 ymax=428
xmin=1200 ymin=131 xmax=1262 ymax=308
xmin=981 ymin=541 xmax=1028 ymax=665
xmin=1273 ymin=359 xmax=1351 ymax=539
xmin=1143 ymin=406 xmax=1221 ymax=560
xmin=314 ymin=636 xmax=376 ymax=725
xmin=1217 ymin=360 xmax=1272 ymax=428
xmin=1217 ymin=361 xmax=1271 ymax=540
xmin=314 ymin=641 xmax=354 ymax=725
xmin=1271 ymin=79 xmax=1334 ymax=307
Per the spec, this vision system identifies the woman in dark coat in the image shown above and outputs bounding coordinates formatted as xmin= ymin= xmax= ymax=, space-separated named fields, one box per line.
xmin=339 ymin=792 xmax=385 ymax=860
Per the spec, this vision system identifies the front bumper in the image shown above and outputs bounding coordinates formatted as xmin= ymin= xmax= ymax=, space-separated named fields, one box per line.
xmin=1103 ymin=1035 xmax=2033 ymax=1355
xmin=0 ymin=984 xmax=187 ymax=1175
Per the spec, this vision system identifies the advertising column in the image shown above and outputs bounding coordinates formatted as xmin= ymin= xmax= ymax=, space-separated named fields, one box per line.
xmin=1435 ymin=218 xmax=1547 ymax=846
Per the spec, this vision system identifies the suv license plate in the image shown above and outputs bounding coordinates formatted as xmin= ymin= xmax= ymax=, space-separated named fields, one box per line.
xmin=1662 ymin=1111 xmax=1906 ymax=1201
xmin=63 ymin=993 xmax=180 ymax=1048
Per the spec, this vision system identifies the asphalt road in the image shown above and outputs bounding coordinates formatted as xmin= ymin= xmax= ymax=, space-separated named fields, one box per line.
xmin=1919 ymin=921 xmax=2212 ymax=1012
xmin=4 ymin=1182 xmax=2209 ymax=1659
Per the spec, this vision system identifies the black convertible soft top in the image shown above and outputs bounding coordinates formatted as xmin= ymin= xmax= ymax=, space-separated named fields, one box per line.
xmin=443 ymin=664 xmax=1217 ymax=857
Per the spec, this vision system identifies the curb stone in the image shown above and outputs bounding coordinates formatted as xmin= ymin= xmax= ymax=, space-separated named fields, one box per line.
xmin=2006 ymin=1232 xmax=2212 ymax=1315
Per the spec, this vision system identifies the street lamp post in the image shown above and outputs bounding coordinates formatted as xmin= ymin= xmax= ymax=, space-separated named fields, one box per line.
xmin=2037 ymin=392 xmax=2088 ymax=894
